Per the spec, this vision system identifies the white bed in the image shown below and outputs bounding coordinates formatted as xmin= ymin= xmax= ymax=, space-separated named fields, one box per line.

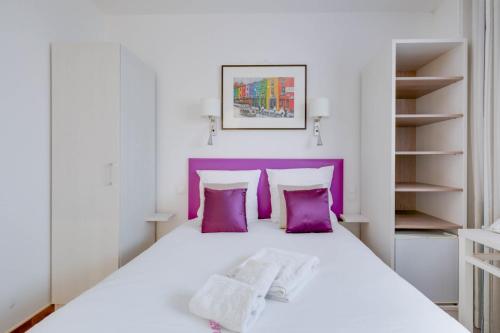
xmin=30 ymin=219 xmax=467 ymax=332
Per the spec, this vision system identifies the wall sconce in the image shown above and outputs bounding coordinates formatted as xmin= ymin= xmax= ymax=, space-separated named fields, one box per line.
xmin=308 ymin=98 xmax=330 ymax=146
xmin=200 ymin=98 xmax=220 ymax=145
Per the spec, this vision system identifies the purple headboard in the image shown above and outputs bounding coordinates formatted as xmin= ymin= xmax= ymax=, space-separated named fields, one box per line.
xmin=188 ymin=158 xmax=344 ymax=220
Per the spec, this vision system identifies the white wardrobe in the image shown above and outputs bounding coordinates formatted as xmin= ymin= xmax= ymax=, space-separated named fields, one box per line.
xmin=361 ymin=39 xmax=467 ymax=304
xmin=51 ymin=43 xmax=156 ymax=304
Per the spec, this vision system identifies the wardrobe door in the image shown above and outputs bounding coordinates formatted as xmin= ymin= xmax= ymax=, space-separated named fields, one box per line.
xmin=118 ymin=47 xmax=157 ymax=266
xmin=51 ymin=44 xmax=121 ymax=304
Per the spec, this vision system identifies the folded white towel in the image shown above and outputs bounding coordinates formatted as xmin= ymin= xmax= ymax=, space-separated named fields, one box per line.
xmin=189 ymin=274 xmax=265 ymax=333
xmin=228 ymin=259 xmax=281 ymax=297
xmin=239 ymin=248 xmax=319 ymax=302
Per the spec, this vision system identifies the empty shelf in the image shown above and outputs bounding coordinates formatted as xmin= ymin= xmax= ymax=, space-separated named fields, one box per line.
xmin=395 ymin=182 xmax=463 ymax=192
xmin=396 ymin=76 xmax=463 ymax=98
xmin=474 ymin=253 xmax=500 ymax=262
xmin=396 ymin=150 xmax=463 ymax=156
xmin=396 ymin=113 xmax=463 ymax=126
xmin=395 ymin=211 xmax=462 ymax=230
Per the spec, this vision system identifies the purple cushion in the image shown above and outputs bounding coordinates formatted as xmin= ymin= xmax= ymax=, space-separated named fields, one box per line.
xmin=202 ymin=188 xmax=248 ymax=233
xmin=284 ymin=188 xmax=332 ymax=233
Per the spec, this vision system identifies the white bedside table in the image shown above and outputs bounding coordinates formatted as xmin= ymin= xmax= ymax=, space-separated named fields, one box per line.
xmin=146 ymin=212 xmax=175 ymax=242
xmin=340 ymin=214 xmax=369 ymax=223
xmin=339 ymin=214 xmax=369 ymax=238
xmin=458 ymin=228 xmax=500 ymax=331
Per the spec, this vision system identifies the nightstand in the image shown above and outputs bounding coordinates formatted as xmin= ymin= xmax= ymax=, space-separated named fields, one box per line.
xmin=458 ymin=229 xmax=500 ymax=330
xmin=146 ymin=212 xmax=175 ymax=242
xmin=339 ymin=214 xmax=369 ymax=238
xmin=340 ymin=214 xmax=369 ymax=223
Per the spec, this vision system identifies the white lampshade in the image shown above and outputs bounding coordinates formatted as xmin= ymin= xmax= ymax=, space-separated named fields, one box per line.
xmin=308 ymin=98 xmax=330 ymax=118
xmin=200 ymin=98 xmax=220 ymax=117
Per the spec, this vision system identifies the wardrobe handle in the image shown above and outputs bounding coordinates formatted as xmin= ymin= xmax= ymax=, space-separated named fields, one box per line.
xmin=106 ymin=163 xmax=114 ymax=186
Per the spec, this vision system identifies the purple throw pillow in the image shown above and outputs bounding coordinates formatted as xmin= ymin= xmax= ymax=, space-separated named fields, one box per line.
xmin=202 ymin=188 xmax=248 ymax=233
xmin=284 ymin=188 xmax=332 ymax=233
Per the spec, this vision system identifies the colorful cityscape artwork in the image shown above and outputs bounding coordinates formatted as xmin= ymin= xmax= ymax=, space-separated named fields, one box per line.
xmin=233 ymin=77 xmax=295 ymax=118
xmin=222 ymin=65 xmax=306 ymax=129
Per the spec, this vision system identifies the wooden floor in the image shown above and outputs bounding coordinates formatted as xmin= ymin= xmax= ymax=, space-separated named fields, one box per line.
xmin=10 ymin=305 xmax=55 ymax=333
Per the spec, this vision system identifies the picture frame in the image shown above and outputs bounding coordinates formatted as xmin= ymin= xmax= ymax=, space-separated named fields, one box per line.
xmin=221 ymin=65 xmax=307 ymax=130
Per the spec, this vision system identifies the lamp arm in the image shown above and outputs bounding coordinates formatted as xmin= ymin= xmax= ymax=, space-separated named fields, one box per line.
xmin=313 ymin=117 xmax=321 ymax=137
xmin=207 ymin=116 xmax=217 ymax=146
xmin=313 ymin=117 xmax=323 ymax=146
xmin=209 ymin=116 xmax=216 ymax=137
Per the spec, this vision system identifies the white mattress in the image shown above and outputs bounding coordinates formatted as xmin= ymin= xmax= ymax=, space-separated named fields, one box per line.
xmin=30 ymin=219 xmax=467 ymax=333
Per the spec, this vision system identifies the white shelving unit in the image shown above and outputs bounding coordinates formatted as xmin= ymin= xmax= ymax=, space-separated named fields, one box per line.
xmin=361 ymin=39 xmax=467 ymax=304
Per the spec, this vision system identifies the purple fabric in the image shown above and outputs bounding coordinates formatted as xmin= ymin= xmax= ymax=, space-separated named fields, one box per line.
xmin=201 ymin=188 xmax=248 ymax=233
xmin=284 ymin=188 xmax=332 ymax=233
xmin=188 ymin=158 xmax=344 ymax=220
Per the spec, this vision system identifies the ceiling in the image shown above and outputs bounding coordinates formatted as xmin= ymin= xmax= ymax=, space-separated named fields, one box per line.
xmin=92 ymin=0 xmax=444 ymax=15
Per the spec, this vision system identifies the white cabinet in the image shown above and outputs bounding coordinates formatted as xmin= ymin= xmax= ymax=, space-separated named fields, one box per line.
xmin=51 ymin=43 xmax=156 ymax=304
xmin=395 ymin=231 xmax=458 ymax=303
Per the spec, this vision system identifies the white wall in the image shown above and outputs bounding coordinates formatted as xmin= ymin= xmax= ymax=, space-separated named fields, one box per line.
xmin=431 ymin=0 xmax=462 ymax=36
xmin=105 ymin=12 xmax=439 ymax=235
xmin=0 ymin=3 xmax=464 ymax=330
xmin=0 ymin=1 xmax=106 ymax=330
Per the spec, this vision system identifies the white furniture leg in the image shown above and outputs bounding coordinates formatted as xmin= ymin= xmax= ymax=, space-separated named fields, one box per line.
xmin=459 ymin=236 xmax=474 ymax=331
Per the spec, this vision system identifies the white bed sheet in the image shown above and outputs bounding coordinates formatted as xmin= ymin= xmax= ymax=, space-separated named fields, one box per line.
xmin=30 ymin=219 xmax=467 ymax=333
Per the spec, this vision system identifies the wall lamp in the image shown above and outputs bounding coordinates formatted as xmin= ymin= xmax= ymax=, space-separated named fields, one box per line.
xmin=308 ymin=98 xmax=330 ymax=146
xmin=200 ymin=98 xmax=220 ymax=145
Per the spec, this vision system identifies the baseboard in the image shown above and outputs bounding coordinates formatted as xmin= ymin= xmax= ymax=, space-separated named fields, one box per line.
xmin=8 ymin=304 xmax=55 ymax=333
xmin=438 ymin=304 xmax=458 ymax=321
xmin=438 ymin=304 xmax=458 ymax=311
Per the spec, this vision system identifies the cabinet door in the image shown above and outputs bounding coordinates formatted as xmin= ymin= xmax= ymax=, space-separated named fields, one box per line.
xmin=51 ymin=44 xmax=120 ymax=304
xmin=118 ymin=47 xmax=156 ymax=266
xmin=395 ymin=233 xmax=458 ymax=303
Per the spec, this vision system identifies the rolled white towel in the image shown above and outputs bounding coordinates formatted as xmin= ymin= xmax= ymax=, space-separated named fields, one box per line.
xmin=242 ymin=248 xmax=319 ymax=301
xmin=228 ymin=259 xmax=281 ymax=297
xmin=189 ymin=274 xmax=265 ymax=333
xmin=266 ymin=270 xmax=317 ymax=303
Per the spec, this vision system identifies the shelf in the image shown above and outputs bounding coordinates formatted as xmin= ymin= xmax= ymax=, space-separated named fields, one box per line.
xmin=474 ymin=253 xmax=500 ymax=262
xmin=396 ymin=76 xmax=463 ymax=98
xmin=395 ymin=210 xmax=462 ymax=230
xmin=340 ymin=214 xmax=369 ymax=223
xmin=396 ymin=113 xmax=463 ymax=127
xmin=145 ymin=212 xmax=175 ymax=223
xmin=396 ymin=151 xmax=463 ymax=156
xmin=395 ymin=182 xmax=463 ymax=192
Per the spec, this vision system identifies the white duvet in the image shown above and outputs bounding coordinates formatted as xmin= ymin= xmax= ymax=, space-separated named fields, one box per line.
xmin=30 ymin=219 xmax=467 ymax=333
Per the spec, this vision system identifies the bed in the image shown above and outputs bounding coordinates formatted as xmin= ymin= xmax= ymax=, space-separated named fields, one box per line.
xmin=30 ymin=158 xmax=467 ymax=332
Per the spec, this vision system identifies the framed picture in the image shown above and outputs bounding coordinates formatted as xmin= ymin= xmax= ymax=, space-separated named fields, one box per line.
xmin=221 ymin=65 xmax=307 ymax=130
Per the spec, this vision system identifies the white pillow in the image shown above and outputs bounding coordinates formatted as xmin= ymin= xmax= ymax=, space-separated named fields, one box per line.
xmin=267 ymin=165 xmax=334 ymax=222
xmin=197 ymin=169 xmax=261 ymax=220
xmin=329 ymin=210 xmax=339 ymax=224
